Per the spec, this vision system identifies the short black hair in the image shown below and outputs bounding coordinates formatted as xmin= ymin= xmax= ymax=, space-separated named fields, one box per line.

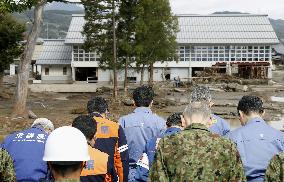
xmin=166 ymin=112 xmax=182 ymax=127
xmin=87 ymin=97 xmax=108 ymax=114
xmin=72 ymin=115 xmax=97 ymax=141
xmin=133 ymin=86 xmax=154 ymax=107
xmin=237 ymin=95 xmax=264 ymax=115
xmin=49 ymin=161 xmax=82 ymax=177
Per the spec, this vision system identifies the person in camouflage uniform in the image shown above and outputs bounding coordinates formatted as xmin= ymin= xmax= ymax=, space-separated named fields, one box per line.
xmin=264 ymin=152 xmax=284 ymax=182
xmin=149 ymin=102 xmax=246 ymax=182
xmin=0 ymin=148 xmax=16 ymax=182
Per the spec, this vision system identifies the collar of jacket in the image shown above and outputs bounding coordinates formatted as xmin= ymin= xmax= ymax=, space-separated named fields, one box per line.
xmin=185 ymin=123 xmax=209 ymax=132
xmin=90 ymin=112 xmax=103 ymax=118
xmin=31 ymin=126 xmax=46 ymax=133
xmin=246 ymin=117 xmax=265 ymax=126
xmin=133 ymin=107 xmax=152 ymax=114
xmin=165 ymin=127 xmax=182 ymax=136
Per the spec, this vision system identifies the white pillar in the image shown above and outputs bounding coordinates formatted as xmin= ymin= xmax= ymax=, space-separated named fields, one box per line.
xmin=72 ymin=67 xmax=75 ymax=82
xmin=268 ymin=66 xmax=272 ymax=79
xmin=10 ymin=64 xmax=16 ymax=76
xmin=268 ymin=45 xmax=273 ymax=79
xmin=226 ymin=62 xmax=232 ymax=76
xmin=188 ymin=67 xmax=192 ymax=83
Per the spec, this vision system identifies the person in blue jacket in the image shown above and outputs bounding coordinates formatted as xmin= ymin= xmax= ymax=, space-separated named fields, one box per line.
xmin=1 ymin=118 xmax=54 ymax=182
xmin=227 ymin=95 xmax=284 ymax=182
xmin=135 ymin=112 xmax=183 ymax=182
xmin=119 ymin=86 xmax=166 ymax=182
xmin=190 ymin=86 xmax=230 ymax=136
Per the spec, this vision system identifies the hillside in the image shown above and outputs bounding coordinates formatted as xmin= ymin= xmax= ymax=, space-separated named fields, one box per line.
xmin=13 ymin=9 xmax=84 ymax=39
xmin=45 ymin=2 xmax=83 ymax=11
xmin=270 ymin=19 xmax=284 ymax=40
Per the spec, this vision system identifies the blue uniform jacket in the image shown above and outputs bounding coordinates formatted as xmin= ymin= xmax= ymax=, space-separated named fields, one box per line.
xmin=1 ymin=127 xmax=49 ymax=182
xmin=135 ymin=127 xmax=182 ymax=182
xmin=210 ymin=114 xmax=231 ymax=136
xmin=227 ymin=117 xmax=284 ymax=182
xmin=119 ymin=107 xmax=166 ymax=165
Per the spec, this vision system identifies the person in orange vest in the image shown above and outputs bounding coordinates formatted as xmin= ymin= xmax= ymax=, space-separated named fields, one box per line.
xmin=87 ymin=97 xmax=129 ymax=182
xmin=72 ymin=115 xmax=118 ymax=182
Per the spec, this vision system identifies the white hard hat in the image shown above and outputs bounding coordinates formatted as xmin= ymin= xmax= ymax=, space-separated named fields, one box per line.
xmin=32 ymin=118 xmax=54 ymax=131
xmin=43 ymin=126 xmax=90 ymax=162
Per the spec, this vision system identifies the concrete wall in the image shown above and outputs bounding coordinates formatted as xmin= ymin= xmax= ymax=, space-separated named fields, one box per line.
xmin=41 ymin=65 xmax=72 ymax=82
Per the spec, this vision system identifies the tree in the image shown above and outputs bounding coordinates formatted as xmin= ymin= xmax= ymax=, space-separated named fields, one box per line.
xmin=0 ymin=13 xmax=25 ymax=88
xmin=117 ymin=0 xmax=138 ymax=92
xmin=135 ymin=0 xmax=178 ymax=86
xmin=83 ymin=0 xmax=120 ymax=99
xmin=2 ymin=0 xmax=62 ymax=118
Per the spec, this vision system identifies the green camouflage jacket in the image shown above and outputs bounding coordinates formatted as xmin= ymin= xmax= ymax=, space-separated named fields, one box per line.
xmin=149 ymin=123 xmax=246 ymax=182
xmin=264 ymin=152 xmax=284 ymax=182
xmin=0 ymin=148 xmax=16 ymax=182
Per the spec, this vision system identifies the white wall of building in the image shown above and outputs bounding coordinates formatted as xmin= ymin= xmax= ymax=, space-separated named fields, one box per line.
xmin=72 ymin=61 xmax=99 ymax=67
xmin=170 ymin=68 xmax=190 ymax=81
xmin=98 ymin=67 xmax=191 ymax=83
xmin=41 ymin=65 xmax=72 ymax=81
xmin=98 ymin=69 xmax=111 ymax=82
xmin=33 ymin=65 xmax=42 ymax=75
xmin=154 ymin=61 xmax=215 ymax=68
xmin=10 ymin=64 xmax=16 ymax=76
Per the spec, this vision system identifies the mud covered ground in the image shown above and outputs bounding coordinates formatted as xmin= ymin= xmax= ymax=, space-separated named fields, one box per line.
xmin=1 ymin=82 xmax=284 ymax=141
xmin=1 ymin=67 xmax=284 ymax=139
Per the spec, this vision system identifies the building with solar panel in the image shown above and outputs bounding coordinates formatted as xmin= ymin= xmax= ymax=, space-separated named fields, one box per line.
xmin=35 ymin=14 xmax=279 ymax=84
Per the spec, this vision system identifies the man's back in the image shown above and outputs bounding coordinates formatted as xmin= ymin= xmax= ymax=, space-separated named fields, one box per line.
xmin=227 ymin=118 xmax=284 ymax=181
xmin=93 ymin=115 xmax=129 ymax=182
xmin=119 ymin=107 xmax=166 ymax=164
xmin=1 ymin=127 xmax=48 ymax=182
xmin=149 ymin=123 xmax=246 ymax=181
xmin=81 ymin=146 xmax=117 ymax=182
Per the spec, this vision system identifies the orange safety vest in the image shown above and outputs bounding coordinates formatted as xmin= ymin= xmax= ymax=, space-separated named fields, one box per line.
xmin=81 ymin=146 xmax=113 ymax=182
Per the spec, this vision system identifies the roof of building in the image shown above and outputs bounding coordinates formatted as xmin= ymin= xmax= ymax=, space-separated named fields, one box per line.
xmin=65 ymin=14 xmax=279 ymax=45
xmin=36 ymin=40 xmax=72 ymax=65
xmin=272 ymin=43 xmax=284 ymax=54
xmin=177 ymin=14 xmax=279 ymax=44
xmin=65 ymin=14 xmax=85 ymax=44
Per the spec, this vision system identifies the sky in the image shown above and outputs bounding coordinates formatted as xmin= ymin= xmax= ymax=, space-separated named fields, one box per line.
xmin=170 ymin=0 xmax=284 ymax=20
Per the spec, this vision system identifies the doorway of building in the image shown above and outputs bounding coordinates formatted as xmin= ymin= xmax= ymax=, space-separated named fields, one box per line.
xmin=75 ymin=67 xmax=98 ymax=82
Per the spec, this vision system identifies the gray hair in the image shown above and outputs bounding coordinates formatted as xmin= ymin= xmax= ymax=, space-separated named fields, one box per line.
xmin=190 ymin=86 xmax=212 ymax=103
xmin=32 ymin=118 xmax=54 ymax=131
xmin=183 ymin=102 xmax=211 ymax=121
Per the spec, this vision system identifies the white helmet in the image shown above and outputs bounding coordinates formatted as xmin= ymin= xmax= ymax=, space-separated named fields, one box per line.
xmin=43 ymin=126 xmax=90 ymax=162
